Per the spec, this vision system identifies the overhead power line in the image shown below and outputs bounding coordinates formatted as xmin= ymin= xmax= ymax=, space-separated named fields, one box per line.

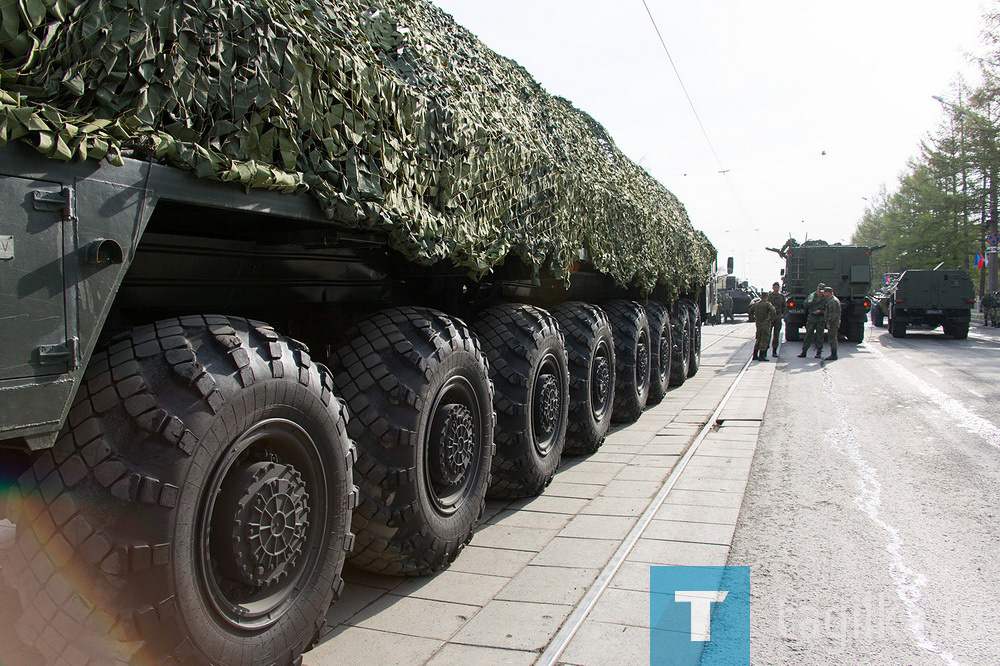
xmin=639 ymin=0 xmax=756 ymax=227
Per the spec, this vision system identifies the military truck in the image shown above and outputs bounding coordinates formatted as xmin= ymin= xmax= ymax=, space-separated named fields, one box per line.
xmin=876 ymin=270 xmax=975 ymax=339
xmin=0 ymin=1 xmax=712 ymax=663
xmin=767 ymin=239 xmax=874 ymax=343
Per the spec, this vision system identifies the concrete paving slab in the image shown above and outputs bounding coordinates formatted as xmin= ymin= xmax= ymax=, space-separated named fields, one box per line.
xmin=653 ymin=503 xmax=744 ymax=525
xmin=484 ymin=508 xmax=573 ymax=531
xmin=614 ymin=465 xmax=672 ymax=482
xmin=543 ymin=481 xmax=605 ymax=500
xmin=495 ymin=565 xmax=598 ymax=606
xmin=598 ymin=479 xmax=661 ymax=498
xmin=392 ymin=570 xmax=510 ymax=607
xmin=557 ymin=620 xmax=650 ymax=666
xmin=425 ymin=643 xmax=537 ymax=666
xmin=471 ymin=523 xmax=560 ymax=552
xmin=305 ymin=626 xmax=442 ymax=665
xmin=450 ymin=600 xmax=572 ymax=651
xmin=627 ymin=539 xmax=730 ymax=567
xmin=559 ymin=514 xmax=638 ymax=541
xmin=660 ymin=488 xmax=745 ymax=508
xmin=448 ymin=545 xmax=536 ymax=577
xmin=531 ymin=536 xmax=620 ymax=569
xmin=642 ymin=519 xmax=737 ymax=546
xmin=352 ymin=595 xmax=480 ymax=640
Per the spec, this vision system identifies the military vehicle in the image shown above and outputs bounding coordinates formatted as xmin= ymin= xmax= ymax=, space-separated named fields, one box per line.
xmin=767 ymin=239 xmax=874 ymax=343
xmin=0 ymin=1 xmax=712 ymax=663
xmin=875 ymin=270 xmax=975 ymax=338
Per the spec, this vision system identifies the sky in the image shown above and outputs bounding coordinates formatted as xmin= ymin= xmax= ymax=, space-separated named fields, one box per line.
xmin=430 ymin=0 xmax=988 ymax=289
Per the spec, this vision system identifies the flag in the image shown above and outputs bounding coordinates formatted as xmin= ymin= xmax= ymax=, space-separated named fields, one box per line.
xmin=974 ymin=253 xmax=986 ymax=269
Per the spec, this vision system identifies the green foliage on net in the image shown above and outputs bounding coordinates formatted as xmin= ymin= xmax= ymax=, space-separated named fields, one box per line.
xmin=0 ymin=0 xmax=714 ymax=294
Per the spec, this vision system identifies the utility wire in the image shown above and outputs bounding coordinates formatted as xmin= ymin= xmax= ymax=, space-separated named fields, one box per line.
xmin=640 ymin=0 xmax=756 ymax=226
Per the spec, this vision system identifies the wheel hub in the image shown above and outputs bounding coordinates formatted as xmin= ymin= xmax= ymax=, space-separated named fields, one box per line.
xmin=534 ymin=373 xmax=560 ymax=438
xmin=429 ymin=403 xmax=475 ymax=487
xmin=218 ymin=461 xmax=309 ymax=588
xmin=592 ymin=355 xmax=610 ymax=406
xmin=636 ymin=339 xmax=649 ymax=388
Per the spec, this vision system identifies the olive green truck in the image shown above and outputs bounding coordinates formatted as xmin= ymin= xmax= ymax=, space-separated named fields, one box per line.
xmin=872 ymin=269 xmax=975 ymax=339
xmin=768 ymin=239 xmax=874 ymax=343
xmin=0 ymin=1 xmax=714 ymax=663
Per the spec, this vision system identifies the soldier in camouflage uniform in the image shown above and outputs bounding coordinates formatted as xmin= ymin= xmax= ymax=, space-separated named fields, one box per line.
xmin=747 ymin=297 xmax=777 ymax=361
xmin=984 ymin=291 xmax=998 ymax=327
xmin=822 ymin=286 xmax=842 ymax=361
xmin=764 ymin=281 xmax=786 ymax=357
xmin=797 ymin=283 xmax=828 ymax=358
xmin=721 ymin=291 xmax=734 ymax=323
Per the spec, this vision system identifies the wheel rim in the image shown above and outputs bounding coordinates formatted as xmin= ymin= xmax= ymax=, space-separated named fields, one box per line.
xmin=655 ymin=322 xmax=669 ymax=385
xmin=591 ymin=337 xmax=612 ymax=421
xmin=635 ymin=330 xmax=650 ymax=396
xmin=425 ymin=374 xmax=486 ymax=515
xmin=198 ymin=419 xmax=328 ymax=631
xmin=531 ymin=351 xmax=567 ymax=456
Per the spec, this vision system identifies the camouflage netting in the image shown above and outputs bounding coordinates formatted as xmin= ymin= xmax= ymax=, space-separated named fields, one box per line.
xmin=0 ymin=0 xmax=714 ymax=293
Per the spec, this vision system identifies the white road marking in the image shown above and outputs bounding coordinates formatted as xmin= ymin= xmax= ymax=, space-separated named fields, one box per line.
xmin=968 ymin=389 xmax=985 ymax=398
xmin=927 ymin=368 xmax=942 ymax=377
xmin=864 ymin=341 xmax=1000 ymax=451
xmin=822 ymin=369 xmax=959 ymax=665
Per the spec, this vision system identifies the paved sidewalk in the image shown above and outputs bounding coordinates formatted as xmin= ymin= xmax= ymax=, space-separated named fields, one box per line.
xmin=306 ymin=323 xmax=776 ymax=665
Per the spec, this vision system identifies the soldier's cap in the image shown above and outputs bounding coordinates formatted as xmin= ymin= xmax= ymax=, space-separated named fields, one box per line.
xmin=823 ymin=286 xmax=835 ymax=293
xmin=817 ymin=283 xmax=827 ymax=290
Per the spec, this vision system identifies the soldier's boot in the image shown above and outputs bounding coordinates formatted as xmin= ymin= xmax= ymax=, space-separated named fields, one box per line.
xmin=797 ymin=349 xmax=807 ymax=358
xmin=758 ymin=349 xmax=769 ymax=362
xmin=824 ymin=351 xmax=838 ymax=361
xmin=772 ymin=347 xmax=779 ymax=358
xmin=814 ymin=349 xmax=823 ymax=358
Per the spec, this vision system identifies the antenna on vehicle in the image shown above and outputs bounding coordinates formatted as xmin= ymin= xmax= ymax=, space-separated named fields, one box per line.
xmin=933 ymin=261 xmax=944 ymax=270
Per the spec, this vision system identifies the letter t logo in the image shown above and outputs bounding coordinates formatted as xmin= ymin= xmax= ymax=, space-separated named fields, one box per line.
xmin=674 ymin=590 xmax=729 ymax=641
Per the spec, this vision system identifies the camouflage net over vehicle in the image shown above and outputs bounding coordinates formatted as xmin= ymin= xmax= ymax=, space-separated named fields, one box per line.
xmin=0 ymin=0 xmax=714 ymax=293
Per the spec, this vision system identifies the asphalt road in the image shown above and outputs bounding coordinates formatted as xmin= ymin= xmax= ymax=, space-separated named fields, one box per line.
xmin=728 ymin=319 xmax=1000 ymax=665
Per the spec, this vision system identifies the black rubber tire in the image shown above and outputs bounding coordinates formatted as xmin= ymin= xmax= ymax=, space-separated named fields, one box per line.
xmin=952 ymin=322 xmax=969 ymax=339
xmin=643 ymin=301 xmax=672 ymax=405
xmin=330 ymin=307 xmax=494 ymax=575
xmin=683 ymin=300 xmax=701 ymax=377
xmin=848 ymin=321 xmax=865 ymax=343
xmin=473 ymin=304 xmax=570 ymax=497
xmin=604 ymin=300 xmax=652 ymax=423
xmin=785 ymin=325 xmax=801 ymax=343
xmin=551 ymin=302 xmax=616 ymax=455
xmin=890 ymin=317 xmax=907 ymax=338
xmin=3 ymin=316 xmax=355 ymax=665
xmin=872 ymin=304 xmax=885 ymax=327
xmin=668 ymin=305 xmax=690 ymax=387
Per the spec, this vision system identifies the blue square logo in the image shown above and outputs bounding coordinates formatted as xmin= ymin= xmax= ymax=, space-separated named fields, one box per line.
xmin=650 ymin=566 xmax=750 ymax=665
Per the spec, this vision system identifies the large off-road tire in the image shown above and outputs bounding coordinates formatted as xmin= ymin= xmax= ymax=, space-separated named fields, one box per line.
xmin=551 ymin=302 xmax=616 ymax=455
xmin=669 ymin=305 xmax=691 ymax=387
xmin=890 ymin=316 xmax=907 ymax=338
xmin=683 ymin=300 xmax=702 ymax=377
xmin=785 ymin=326 xmax=801 ymax=343
xmin=604 ymin=300 xmax=652 ymax=423
xmin=872 ymin=304 xmax=885 ymax=327
xmin=330 ymin=308 xmax=494 ymax=575
xmin=643 ymin=301 xmax=672 ymax=405
xmin=951 ymin=321 xmax=970 ymax=339
xmin=473 ymin=304 xmax=569 ymax=497
xmin=847 ymin=321 xmax=865 ymax=343
xmin=3 ymin=316 xmax=355 ymax=665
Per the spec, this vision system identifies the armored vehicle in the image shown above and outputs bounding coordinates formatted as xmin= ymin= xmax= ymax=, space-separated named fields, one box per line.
xmin=876 ymin=270 xmax=975 ymax=338
xmin=0 ymin=1 xmax=712 ymax=663
xmin=768 ymin=239 xmax=874 ymax=343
